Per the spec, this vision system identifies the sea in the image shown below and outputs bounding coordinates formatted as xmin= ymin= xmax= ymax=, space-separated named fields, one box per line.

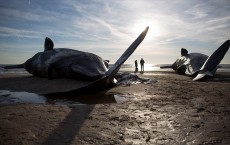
xmin=1 ymin=64 xmax=230 ymax=74
xmin=117 ymin=64 xmax=230 ymax=72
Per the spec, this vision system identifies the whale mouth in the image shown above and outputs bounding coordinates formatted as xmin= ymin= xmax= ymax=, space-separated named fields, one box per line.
xmin=0 ymin=90 xmax=127 ymax=106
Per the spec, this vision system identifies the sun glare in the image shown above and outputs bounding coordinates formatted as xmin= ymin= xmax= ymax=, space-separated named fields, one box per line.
xmin=132 ymin=19 xmax=162 ymax=40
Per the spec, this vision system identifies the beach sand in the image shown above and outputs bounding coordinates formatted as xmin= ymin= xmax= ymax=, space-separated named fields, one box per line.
xmin=0 ymin=71 xmax=230 ymax=145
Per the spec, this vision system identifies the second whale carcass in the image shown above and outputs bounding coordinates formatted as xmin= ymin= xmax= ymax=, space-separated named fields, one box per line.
xmin=161 ymin=40 xmax=230 ymax=81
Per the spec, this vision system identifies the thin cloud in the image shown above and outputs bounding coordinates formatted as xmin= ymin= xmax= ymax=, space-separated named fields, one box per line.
xmin=184 ymin=4 xmax=208 ymax=19
xmin=0 ymin=26 xmax=43 ymax=38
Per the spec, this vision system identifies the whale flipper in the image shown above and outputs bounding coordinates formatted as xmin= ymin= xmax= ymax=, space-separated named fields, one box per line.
xmin=160 ymin=65 xmax=173 ymax=69
xmin=45 ymin=26 xmax=149 ymax=96
xmin=3 ymin=64 xmax=24 ymax=69
xmin=193 ymin=40 xmax=230 ymax=81
xmin=44 ymin=37 xmax=54 ymax=51
xmin=104 ymin=26 xmax=149 ymax=84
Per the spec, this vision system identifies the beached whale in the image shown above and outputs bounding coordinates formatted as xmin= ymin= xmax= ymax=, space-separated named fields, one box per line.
xmin=4 ymin=38 xmax=110 ymax=81
xmin=160 ymin=40 xmax=230 ymax=81
xmin=4 ymin=27 xmax=149 ymax=93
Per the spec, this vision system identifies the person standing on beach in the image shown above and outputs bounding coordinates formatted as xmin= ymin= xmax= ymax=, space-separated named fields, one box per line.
xmin=135 ymin=60 xmax=138 ymax=73
xmin=140 ymin=58 xmax=145 ymax=72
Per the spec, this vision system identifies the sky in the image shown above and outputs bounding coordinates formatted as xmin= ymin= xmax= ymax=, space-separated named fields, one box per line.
xmin=0 ymin=0 xmax=230 ymax=64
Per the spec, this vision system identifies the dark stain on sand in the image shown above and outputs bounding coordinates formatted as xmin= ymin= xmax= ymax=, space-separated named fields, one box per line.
xmin=0 ymin=90 xmax=127 ymax=105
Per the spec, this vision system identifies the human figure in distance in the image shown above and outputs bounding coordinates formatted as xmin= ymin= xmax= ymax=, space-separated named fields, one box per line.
xmin=134 ymin=60 xmax=138 ymax=73
xmin=140 ymin=58 xmax=145 ymax=73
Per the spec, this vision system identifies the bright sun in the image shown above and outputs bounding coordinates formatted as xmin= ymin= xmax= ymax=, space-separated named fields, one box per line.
xmin=132 ymin=19 xmax=162 ymax=40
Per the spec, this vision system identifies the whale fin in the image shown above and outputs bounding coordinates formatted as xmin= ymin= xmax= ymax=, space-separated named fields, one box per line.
xmin=181 ymin=48 xmax=188 ymax=56
xmin=193 ymin=40 xmax=230 ymax=81
xmin=160 ymin=65 xmax=173 ymax=69
xmin=45 ymin=26 xmax=149 ymax=96
xmin=44 ymin=37 xmax=54 ymax=51
xmin=77 ymin=26 xmax=149 ymax=89
xmin=103 ymin=26 xmax=149 ymax=85
xmin=192 ymin=71 xmax=213 ymax=81
xmin=3 ymin=64 xmax=24 ymax=69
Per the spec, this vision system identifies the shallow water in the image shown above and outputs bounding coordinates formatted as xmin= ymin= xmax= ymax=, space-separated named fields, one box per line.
xmin=0 ymin=90 xmax=127 ymax=106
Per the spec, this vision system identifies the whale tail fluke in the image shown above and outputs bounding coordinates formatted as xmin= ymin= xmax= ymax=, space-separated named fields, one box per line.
xmin=193 ymin=40 xmax=230 ymax=81
xmin=104 ymin=26 xmax=149 ymax=85
xmin=78 ymin=26 xmax=149 ymax=90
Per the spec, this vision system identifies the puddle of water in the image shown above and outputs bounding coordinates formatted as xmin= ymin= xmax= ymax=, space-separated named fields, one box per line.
xmin=0 ymin=90 xmax=127 ymax=106
xmin=114 ymin=95 xmax=127 ymax=103
xmin=0 ymin=90 xmax=46 ymax=105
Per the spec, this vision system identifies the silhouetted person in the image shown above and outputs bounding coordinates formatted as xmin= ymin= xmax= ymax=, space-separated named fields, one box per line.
xmin=140 ymin=58 xmax=145 ymax=72
xmin=134 ymin=60 xmax=138 ymax=73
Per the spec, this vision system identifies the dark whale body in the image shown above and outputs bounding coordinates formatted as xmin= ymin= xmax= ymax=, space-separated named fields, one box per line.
xmin=161 ymin=40 xmax=230 ymax=81
xmin=4 ymin=27 xmax=149 ymax=93
xmin=25 ymin=47 xmax=109 ymax=81
xmin=171 ymin=53 xmax=209 ymax=76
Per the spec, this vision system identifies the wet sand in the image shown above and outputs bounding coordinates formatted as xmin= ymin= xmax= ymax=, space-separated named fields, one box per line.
xmin=0 ymin=71 xmax=230 ymax=145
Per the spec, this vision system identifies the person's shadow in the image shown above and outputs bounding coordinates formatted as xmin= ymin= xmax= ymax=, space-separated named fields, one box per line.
xmin=42 ymin=104 xmax=94 ymax=145
xmin=42 ymin=91 xmax=116 ymax=145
